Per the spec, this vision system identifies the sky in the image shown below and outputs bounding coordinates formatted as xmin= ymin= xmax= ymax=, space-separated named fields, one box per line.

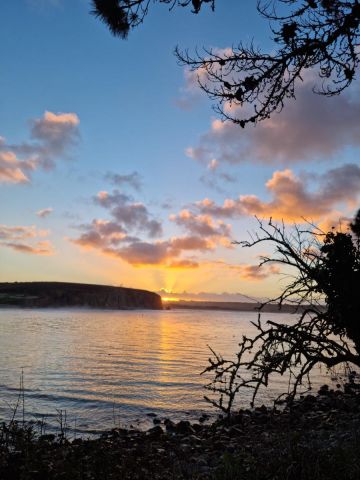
xmin=0 ymin=0 xmax=359 ymax=300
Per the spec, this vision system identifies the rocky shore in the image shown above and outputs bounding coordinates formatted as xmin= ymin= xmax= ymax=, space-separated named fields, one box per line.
xmin=1 ymin=385 xmax=359 ymax=479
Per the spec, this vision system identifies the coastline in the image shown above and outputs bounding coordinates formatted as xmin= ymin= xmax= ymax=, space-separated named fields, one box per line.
xmin=164 ymin=300 xmax=322 ymax=314
xmin=1 ymin=385 xmax=359 ymax=479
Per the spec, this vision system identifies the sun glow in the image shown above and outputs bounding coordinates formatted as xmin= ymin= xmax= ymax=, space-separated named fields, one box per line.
xmin=161 ymin=297 xmax=179 ymax=302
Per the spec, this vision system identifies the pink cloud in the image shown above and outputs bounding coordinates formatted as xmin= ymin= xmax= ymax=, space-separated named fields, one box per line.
xmin=0 ymin=111 xmax=79 ymax=183
xmin=187 ymin=78 xmax=360 ymax=165
xmin=0 ymin=224 xmax=48 ymax=240
xmin=170 ymin=209 xmax=232 ymax=239
xmin=36 ymin=207 xmax=53 ymax=218
xmin=228 ymin=263 xmax=280 ymax=281
xmin=0 ymin=224 xmax=54 ymax=255
xmin=94 ymin=190 xmax=162 ymax=238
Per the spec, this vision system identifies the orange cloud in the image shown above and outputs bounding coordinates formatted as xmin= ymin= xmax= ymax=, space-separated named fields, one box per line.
xmin=0 ymin=225 xmax=54 ymax=255
xmin=167 ymin=259 xmax=199 ymax=269
xmin=228 ymin=263 xmax=280 ymax=281
xmin=195 ymin=164 xmax=360 ymax=223
xmin=72 ymin=233 xmax=214 ymax=269
xmin=0 ymin=151 xmax=30 ymax=184
xmin=4 ymin=241 xmax=54 ymax=255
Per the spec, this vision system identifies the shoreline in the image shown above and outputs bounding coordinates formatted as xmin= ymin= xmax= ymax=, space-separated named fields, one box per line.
xmin=1 ymin=385 xmax=359 ymax=479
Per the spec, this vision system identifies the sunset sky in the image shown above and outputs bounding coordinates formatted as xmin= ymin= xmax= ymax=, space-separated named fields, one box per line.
xmin=1 ymin=0 xmax=359 ymax=299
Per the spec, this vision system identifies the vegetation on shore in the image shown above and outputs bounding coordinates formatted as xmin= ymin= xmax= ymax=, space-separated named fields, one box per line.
xmin=0 ymin=282 xmax=162 ymax=310
xmin=202 ymin=211 xmax=360 ymax=416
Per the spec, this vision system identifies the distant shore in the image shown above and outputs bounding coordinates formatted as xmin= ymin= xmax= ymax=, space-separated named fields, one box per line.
xmin=0 ymin=281 xmax=162 ymax=310
xmin=164 ymin=300 xmax=315 ymax=314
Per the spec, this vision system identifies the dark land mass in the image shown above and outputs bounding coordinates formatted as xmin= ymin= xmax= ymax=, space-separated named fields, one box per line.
xmin=0 ymin=282 xmax=162 ymax=310
xmin=165 ymin=300 xmax=315 ymax=314
xmin=1 ymin=385 xmax=359 ymax=479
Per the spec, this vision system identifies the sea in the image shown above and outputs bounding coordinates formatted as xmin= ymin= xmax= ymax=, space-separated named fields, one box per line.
xmin=0 ymin=308 xmax=340 ymax=435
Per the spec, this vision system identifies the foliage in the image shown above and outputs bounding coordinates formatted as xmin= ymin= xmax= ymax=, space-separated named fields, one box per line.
xmin=91 ymin=1 xmax=360 ymax=125
xmin=91 ymin=0 xmax=214 ymax=38
xmin=202 ymin=210 xmax=360 ymax=416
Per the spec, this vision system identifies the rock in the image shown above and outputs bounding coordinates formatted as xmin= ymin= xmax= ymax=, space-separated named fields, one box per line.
xmin=175 ymin=420 xmax=195 ymax=435
xmin=318 ymin=385 xmax=330 ymax=396
xmin=192 ymin=423 xmax=203 ymax=433
xmin=39 ymin=434 xmax=55 ymax=442
xmin=147 ymin=426 xmax=163 ymax=437
xmin=256 ymin=404 xmax=268 ymax=413
xmin=199 ymin=414 xmax=209 ymax=423
xmin=164 ymin=419 xmax=175 ymax=432
xmin=153 ymin=418 xmax=161 ymax=425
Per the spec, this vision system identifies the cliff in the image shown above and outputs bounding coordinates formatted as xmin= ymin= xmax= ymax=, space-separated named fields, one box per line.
xmin=0 ymin=282 xmax=162 ymax=310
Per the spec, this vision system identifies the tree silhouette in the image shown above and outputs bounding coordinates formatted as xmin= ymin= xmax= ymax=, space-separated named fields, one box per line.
xmin=91 ymin=0 xmax=214 ymax=38
xmin=202 ymin=210 xmax=360 ymax=415
xmin=91 ymin=1 xmax=360 ymax=126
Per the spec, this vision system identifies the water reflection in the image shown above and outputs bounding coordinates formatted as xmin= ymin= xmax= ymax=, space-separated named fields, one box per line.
xmin=0 ymin=308 xmax=334 ymax=433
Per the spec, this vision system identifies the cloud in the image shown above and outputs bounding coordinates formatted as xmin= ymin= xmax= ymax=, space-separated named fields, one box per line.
xmin=316 ymin=214 xmax=353 ymax=234
xmin=104 ymin=241 xmax=170 ymax=266
xmin=169 ymin=209 xmax=232 ymax=243
xmin=195 ymin=197 xmax=243 ymax=218
xmin=4 ymin=241 xmax=53 ymax=255
xmin=176 ymin=49 xmax=234 ymax=110
xmin=0 ymin=224 xmax=54 ymax=255
xmin=199 ymin=168 xmax=236 ymax=193
xmin=167 ymin=259 xmax=199 ymax=269
xmin=175 ymin=67 xmax=208 ymax=110
xmin=186 ymin=77 xmax=360 ymax=166
xmin=227 ymin=263 xmax=280 ymax=281
xmin=0 ymin=111 xmax=79 ymax=184
xmin=70 ymin=192 xmax=230 ymax=268
xmin=71 ymin=188 xmax=218 ymax=268
xmin=74 ymin=219 xmax=131 ymax=249
xmin=104 ymin=171 xmax=142 ymax=191
xmin=94 ymin=190 xmax=163 ymax=237
xmin=107 ymin=235 xmax=215 ymax=268
xmin=72 ymin=232 xmax=213 ymax=268
xmin=194 ymin=164 xmax=360 ymax=223
xmin=0 ymin=150 xmax=32 ymax=184
xmin=36 ymin=207 xmax=53 ymax=218
xmin=0 ymin=224 xmax=48 ymax=241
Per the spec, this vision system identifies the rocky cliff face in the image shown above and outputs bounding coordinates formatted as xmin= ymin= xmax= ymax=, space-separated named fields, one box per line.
xmin=0 ymin=282 xmax=162 ymax=310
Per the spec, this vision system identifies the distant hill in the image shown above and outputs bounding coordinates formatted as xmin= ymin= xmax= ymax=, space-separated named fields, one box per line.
xmin=0 ymin=282 xmax=162 ymax=310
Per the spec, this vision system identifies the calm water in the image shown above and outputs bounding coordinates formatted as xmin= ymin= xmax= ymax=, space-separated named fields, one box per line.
xmin=0 ymin=308 xmax=334 ymax=434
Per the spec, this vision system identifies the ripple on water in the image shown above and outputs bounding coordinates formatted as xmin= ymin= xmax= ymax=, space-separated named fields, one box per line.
xmin=0 ymin=308 xmax=336 ymax=433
